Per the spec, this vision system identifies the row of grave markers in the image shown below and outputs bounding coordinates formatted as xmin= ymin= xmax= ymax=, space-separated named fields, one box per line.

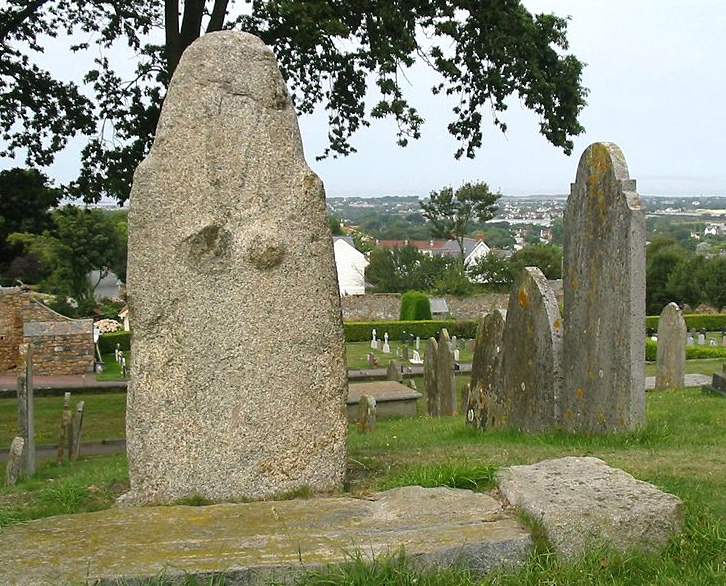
xmin=467 ymin=143 xmax=646 ymax=434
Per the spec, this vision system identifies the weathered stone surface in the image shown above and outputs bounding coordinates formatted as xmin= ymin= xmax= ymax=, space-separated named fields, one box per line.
xmin=386 ymin=359 xmax=402 ymax=382
xmin=347 ymin=381 xmax=422 ymax=421
xmin=357 ymin=394 xmax=376 ymax=433
xmin=563 ymin=142 xmax=646 ymax=432
xmin=437 ymin=329 xmax=456 ymax=416
xmin=655 ymin=302 xmax=687 ymax=389
xmin=424 ymin=337 xmax=439 ymax=416
xmin=124 ymin=32 xmax=347 ymax=505
xmin=496 ymin=457 xmax=683 ymax=559
xmin=16 ymin=343 xmax=35 ymax=476
xmin=4 ymin=436 xmax=24 ymax=486
xmin=469 ymin=310 xmax=506 ymax=429
xmin=497 ymin=268 xmax=563 ymax=431
xmin=0 ymin=487 xmax=532 ymax=585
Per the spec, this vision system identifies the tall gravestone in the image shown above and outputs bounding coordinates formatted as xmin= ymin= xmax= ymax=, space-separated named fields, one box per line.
xmin=563 ymin=142 xmax=646 ymax=432
xmin=469 ymin=310 xmax=506 ymax=429
xmin=437 ymin=329 xmax=457 ymax=416
xmin=424 ymin=337 xmax=439 ymax=416
xmin=124 ymin=32 xmax=348 ymax=505
xmin=16 ymin=344 xmax=34 ymax=476
xmin=655 ymin=303 xmax=686 ymax=390
xmin=497 ymin=268 xmax=563 ymax=431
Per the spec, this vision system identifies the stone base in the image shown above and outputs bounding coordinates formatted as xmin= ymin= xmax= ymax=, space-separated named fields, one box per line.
xmin=0 ymin=487 xmax=531 ymax=585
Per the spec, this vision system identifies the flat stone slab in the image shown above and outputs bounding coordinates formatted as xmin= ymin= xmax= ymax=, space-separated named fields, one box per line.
xmin=496 ymin=456 xmax=684 ymax=559
xmin=347 ymin=381 xmax=423 ymax=421
xmin=646 ymin=373 xmax=710 ymax=390
xmin=0 ymin=486 xmax=531 ymax=586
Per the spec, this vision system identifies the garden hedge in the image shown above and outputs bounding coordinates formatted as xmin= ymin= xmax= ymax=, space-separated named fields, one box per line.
xmin=344 ymin=320 xmax=478 ymax=342
xmin=645 ymin=313 xmax=726 ymax=332
xmin=645 ymin=337 xmax=726 ymax=361
xmin=98 ymin=331 xmax=131 ymax=353
xmin=399 ymin=291 xmax=432 ymax=321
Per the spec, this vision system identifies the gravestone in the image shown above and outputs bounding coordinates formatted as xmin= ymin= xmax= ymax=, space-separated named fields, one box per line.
xmin=469 ymin=310 xmax=506 ymax=429
xmin=382 ymin=333 xmax=390 ymax=354
xmin=16 ymin=344 xmax=35 ymax=476
xmin=655 ymin=303 xmax=686 ymax=390
xmin=698 ymin=333 xmax=706 ymax=345
xmin=424 ymin=337 xmax=439 ymax=416
xmin=357 ymin=395 xmax=376 ymax=433
xmin=370 ymin=329 xmax=377 ymax=350
xmin=386 ymin=359 xmax=402 ymax=383
xmin=563 ymin=142 xmax=646 ymax=432
xmin=366 ymin=353 xmax=378 ymax=368
xmin=124 ymin=32 xmax=347 ymax=504
xmin=5 ymin=437 xmax=24 ymax=487
xmin=497 ymin=268 xmax=563 ymax=431
xmin=687 ymin=334 xmax=694 ymax=346
xmin=437 ymin=329 xmax=457 ymax=416
xmin=410 ymin=349 xmax=423 ymax=364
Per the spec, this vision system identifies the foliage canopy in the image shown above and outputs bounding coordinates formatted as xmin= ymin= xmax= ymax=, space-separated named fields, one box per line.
xmin=2 ymin=1 xmax=586 ymax=203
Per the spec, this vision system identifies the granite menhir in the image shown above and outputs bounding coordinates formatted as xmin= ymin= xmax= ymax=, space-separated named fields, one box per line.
xmin=123 ymin=32 xmax=347 ymax=505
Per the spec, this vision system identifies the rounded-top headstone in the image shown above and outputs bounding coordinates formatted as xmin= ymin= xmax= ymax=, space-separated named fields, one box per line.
xmin=498 ymin=267 xmax=563 ymax=432
xmin=655 ymin=302 xmax=687 ymax=390
xmin=124 ymin=32 xmax=347 ymax=505
xmin=469 ymin=310 xmax=506 ymax=429
xmin=563 ymin=142 xmax=646 ymax=432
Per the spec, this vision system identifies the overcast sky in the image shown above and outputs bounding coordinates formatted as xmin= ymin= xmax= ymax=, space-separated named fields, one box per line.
xmin=5 ymin=1 xmax=726 ymax=199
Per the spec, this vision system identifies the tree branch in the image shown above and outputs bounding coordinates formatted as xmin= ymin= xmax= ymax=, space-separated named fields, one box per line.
xmin=206 ymin=0 xmax=229 ymax=33
xmin=0 ymin=0 xmax=50 ymax=44
xmin=164 ymin=0 xmax=181 ymax=74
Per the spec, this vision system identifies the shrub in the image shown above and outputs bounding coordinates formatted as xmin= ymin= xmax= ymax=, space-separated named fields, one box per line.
xmin=98 ymin=331 xmax=131 ymax=353
xmin=399 ymin=292 xmax=432 ymax=321
xmin=344 ymin=320 xmax=477 ymax=342
xmin=645 ymin=337 xmax=726 ymax=361
xmin=646 ymin=313 xmax=726 ymax=333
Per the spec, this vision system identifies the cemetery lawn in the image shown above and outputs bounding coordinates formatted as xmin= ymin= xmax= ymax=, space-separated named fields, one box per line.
xmin=1 ymin=387 xmax=726 ymax=585
xmin=344 ymin=341 xmax=473 ymax=371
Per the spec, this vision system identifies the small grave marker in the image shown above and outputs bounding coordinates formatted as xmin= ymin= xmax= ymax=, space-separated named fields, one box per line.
xmin=5 ymin=437 xmax=24 ymax=487
xmin=357 ymin=395 xmax=376 ymax=433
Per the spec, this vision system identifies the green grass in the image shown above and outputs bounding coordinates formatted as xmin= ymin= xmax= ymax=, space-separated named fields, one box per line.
xmin=0 ymin=391 xmax=126 ymax=447
xmin=2 ymin=386 xmax=726 ymax=585
xmin=644 ymin=358 xmax=724 ymax=377
xmin=95 ymin=352 xmax=131 ymax=381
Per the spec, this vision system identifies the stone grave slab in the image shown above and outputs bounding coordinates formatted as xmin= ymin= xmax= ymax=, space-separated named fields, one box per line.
xmin=0 ymin=487 xmax=532 ymax=586
xmin=347 ymin=381 xmax=422 ymax=421
xmin=496 ymin=457 xmax=683 ymax=560
xmin=469 ymin=310 xmax=506 ymax=429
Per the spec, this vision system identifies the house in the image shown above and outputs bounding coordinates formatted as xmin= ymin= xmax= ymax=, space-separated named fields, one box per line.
xmin=333 ymin=237 xmax=368 ymax=296
xmin=374 ymin=238 xmax=491 ymax=267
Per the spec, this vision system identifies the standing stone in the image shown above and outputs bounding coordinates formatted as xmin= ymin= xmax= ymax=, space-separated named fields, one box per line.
xmin=357 ymin=395 xmax=376 ymax=434
xmin=469 ymin=310 xmax=506 ymax=429
xmin=386 ymin=359 xmax=402 ymax=383
xmin=5 ymin=437 xmax=24 ymax=487
xmin=698 ymin=333 xmax=706 ymax=346
xmin=437 ymin=329 xmax=456 ymax=416
xmin=424 ymin=337 xmax=439 ymax=417
xmin=497 ymin=268 xmax=563 ymax=432
xmin=655 ymin=303 xmax=686 ymax=390
xmin=16 ymin=344 xmax=35 ymax=476
xmin=124 ymin=32 xmax=347 ymax=505
xmin=563 ymin=142 xmax=646 ymax=432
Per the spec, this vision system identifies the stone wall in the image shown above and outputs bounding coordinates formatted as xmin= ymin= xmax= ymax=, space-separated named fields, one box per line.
xmin=0 ymin=287 xmax=94 ymax=375
xmin=341 ymin=293 xmax=510 ymax=322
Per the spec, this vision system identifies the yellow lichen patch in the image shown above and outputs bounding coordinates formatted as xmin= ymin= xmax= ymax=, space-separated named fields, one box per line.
xmin=565 ymin=408 xmax=574 ymax=420
xmin=597 ymin=411 xmax=606 ymax=425
xmin=518 ymin=288 xmax=529 ymax=309
xmin=569 ymin=277 xmax=578 ymax=290
xmin=576 ymin=388 xmax=585 ymax=400
xmin=553 ymin=319 xmax=562 ymax=331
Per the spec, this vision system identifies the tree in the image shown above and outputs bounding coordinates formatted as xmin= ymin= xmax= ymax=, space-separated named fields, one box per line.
xmin=645 ymin=237 xmax=688 ymax=315
xmin=510 ymin=244 xmax=562 ymax=280
xmin=9 ymin=205 xmax=126 ymax=314
xmin=0 ymin=167 xmax=60 ymax=279
xmin=420 ymin=181 xmax=500 ymax=261
xmin=467 ymin=253 xmax=514 ymax=291
xmin=2 ymin=2 xmax=587 ymax=203
xmin=701 ymin=257 xmax=726 ymax=311
xmin=327 ymin=215 xmax=344 ymax=236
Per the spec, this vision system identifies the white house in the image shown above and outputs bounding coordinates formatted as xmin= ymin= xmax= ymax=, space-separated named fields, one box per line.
xmin=333 ymin=237 xmax=368 ymax=296
xmin=374 ymin=238 xmax=490 ymax=267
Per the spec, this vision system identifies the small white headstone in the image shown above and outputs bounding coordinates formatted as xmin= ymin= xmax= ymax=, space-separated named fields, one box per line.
xmin=382 ymin=332 xmax=390 ymax=354
xmin=454 ymin=348 xmax=460 ymax=361
xmin=710 ymin=339 xmax=717 ymax=347
xmin=415 ymin=336 xmax=420 ymax=350
xmin=698 ymin=334 xmax=706 ymax=345
xmin=370 ymin=329 xmax=377 ymax=350
xmin=410 ymin=350 xmax=423 ymax=365
xmin=687 ymin=336 xmax=694 ymax=346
